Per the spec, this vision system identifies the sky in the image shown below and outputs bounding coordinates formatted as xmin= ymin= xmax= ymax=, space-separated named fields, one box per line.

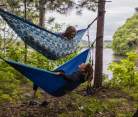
xmin=46 ymin=0 xmax=138 ymax=41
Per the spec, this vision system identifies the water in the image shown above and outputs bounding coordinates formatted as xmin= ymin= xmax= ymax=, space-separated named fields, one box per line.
xmin=92 ymin=48 xmax=114 ymax=79
xmin=103 ymin=49 xmax=114 ymax=79
xmin=82 ymin=47 xmax=125 ymax=79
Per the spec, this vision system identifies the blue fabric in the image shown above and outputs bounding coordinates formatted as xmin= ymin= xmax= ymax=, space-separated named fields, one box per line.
xmin=5 ymin=49 xmax=90 ymax=97
xmin=0 ymin=8 xmax=87 ymax=60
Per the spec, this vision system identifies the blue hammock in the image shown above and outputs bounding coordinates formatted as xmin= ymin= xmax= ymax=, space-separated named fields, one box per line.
xmin=2 ymin=49 xmax=90 ymax=97
xmin=0 ymin=8 xmax=88 ymax=60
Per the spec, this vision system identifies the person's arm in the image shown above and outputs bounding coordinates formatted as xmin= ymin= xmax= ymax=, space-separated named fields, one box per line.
xmin=53 ymin=69 xmax=65 ymax=75
xmin=63 ymin=71 xmax=83 ymax=82
xmin=54 ymin=72 xmax=64 ymax=75
xmin=54 ymin=70 xmax=83 ymax=82
xmin=54 ymin=72 xmax=74 ymax=81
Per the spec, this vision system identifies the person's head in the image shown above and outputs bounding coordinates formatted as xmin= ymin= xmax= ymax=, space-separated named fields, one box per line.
xmin=79 ymin=63 xmax=93 ymax=81
xmin=63 ymin=26 xmax=76 ymax=40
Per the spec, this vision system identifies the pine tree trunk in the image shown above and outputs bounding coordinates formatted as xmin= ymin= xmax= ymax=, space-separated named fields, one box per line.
xmin=94 ymin=0 xmax=106 ymax=88
xmin=39 ymin=0 xmax=46 ymax=27
xmin=136 ymin=46 xmax=138 ymax=70
xmin=24 ymin=0 xmax=27 ymax=63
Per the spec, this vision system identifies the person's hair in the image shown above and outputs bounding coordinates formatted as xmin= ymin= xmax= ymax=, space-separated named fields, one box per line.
xmin=84 ymin=63 xmax=93 ymax=82
xmin=63 ymin=26 xmax=76 ymax=40
xmin=66 ymin=26 xmax=76 ymax=32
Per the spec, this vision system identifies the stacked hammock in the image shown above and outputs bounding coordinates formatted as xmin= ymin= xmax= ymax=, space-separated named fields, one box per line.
xmin=2 ymin=49 xmax=90 ymax=97
xmin=0 ymin=8 xmax=88 ymax=60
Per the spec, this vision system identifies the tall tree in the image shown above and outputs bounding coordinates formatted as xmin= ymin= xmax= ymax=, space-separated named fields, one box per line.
xmin=38 ymin=0 xmax=46 ymax=27
xmin=94 ymin=0 xmax=105 ymax=88
xmin=24 ymin=0 xmax=27 ymax=63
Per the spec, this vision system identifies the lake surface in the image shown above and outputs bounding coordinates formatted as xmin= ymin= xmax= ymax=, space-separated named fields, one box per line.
xmin=92 ymin=48 xmax=126 ymax=79
xmin=92 ymin=48 xmax=115 ymax=79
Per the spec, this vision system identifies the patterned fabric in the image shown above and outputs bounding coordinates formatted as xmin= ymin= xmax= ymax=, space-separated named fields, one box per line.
xmin=0 ymin=9 xmax=87 ymax=60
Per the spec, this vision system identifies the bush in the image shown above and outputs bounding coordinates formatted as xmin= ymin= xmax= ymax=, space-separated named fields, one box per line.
xmin=0 ymin=65 xmax=21 ymax=104
xmin=108 ymin=51 xmax=138 ymax=88
xmin=112 ymin=14 xmax=138 ymax=55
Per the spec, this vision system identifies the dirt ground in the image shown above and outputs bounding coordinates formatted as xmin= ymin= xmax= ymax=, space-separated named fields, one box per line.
xmin=0 ymin=87 xmax=137 ymax=117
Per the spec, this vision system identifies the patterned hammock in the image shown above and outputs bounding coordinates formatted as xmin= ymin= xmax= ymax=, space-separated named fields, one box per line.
xmin=0 ymin=8 xmax=89 ymax=60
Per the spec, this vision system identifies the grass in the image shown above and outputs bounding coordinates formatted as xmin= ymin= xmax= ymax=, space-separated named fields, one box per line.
xmin=0 ymin=82 xmax=138 ymax=117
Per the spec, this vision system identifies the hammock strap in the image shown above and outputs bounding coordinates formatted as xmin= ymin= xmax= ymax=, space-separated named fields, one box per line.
xmin=86 ymin=16 xmax=98 ymax=30
xmin=86 ymin=30 xmax=95 ymax=91
xmin=85 ymin=16 xmax=97 ymax=66
xmin=87 ymin=30 xmax=95 ymax=65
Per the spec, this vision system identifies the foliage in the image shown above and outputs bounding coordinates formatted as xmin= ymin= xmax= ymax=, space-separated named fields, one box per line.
xmin=108 ymin=51 xmax=138 ymax=88
xmin=0 ymin=33 xmax=79 ymax=104
xmin=0 ymin=0 xmax=97 ymax=15
xmin=122 ymin=86 xmax=138 ymax=101
xmin=57 ymin=90 xmax=136 ymax=117
xmin=104 ymin=41 xmax=112 ymax=48
xmin=0 ymin=60 xmax=21 ymax=104
xmin=112 ymin=13 xmax=138 ymax=55
xmin=0 ymin=0 xmax=83 ymax=104
xmin=26 ymin=48 xmax=78 ymax=70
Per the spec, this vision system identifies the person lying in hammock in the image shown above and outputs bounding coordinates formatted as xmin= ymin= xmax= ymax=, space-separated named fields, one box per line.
xmin=28 ymin=25 xmax=76 ymax=41
xmin=31 ymin=63 xmax=93 ymax=106
xmin=61 ymin=26 xmax=77 ymax=40
xmin=55 ymin=63 xmax=93 ymax=83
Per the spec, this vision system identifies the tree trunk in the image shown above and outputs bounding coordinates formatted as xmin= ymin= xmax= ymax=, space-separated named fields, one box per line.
xmin=39 ymin=0 xmax=46 ymax=27
xmin=94 ymin=0 xmax=106 ymax=88
xmin=24 ymin=0 xmax=27 ymax=63
xmin=136 ymin=45 xmax=138 ymax=70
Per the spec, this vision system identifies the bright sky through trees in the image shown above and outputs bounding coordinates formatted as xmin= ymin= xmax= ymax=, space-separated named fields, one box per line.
xmin=47 ymin=0 xmax=138 ymax=41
